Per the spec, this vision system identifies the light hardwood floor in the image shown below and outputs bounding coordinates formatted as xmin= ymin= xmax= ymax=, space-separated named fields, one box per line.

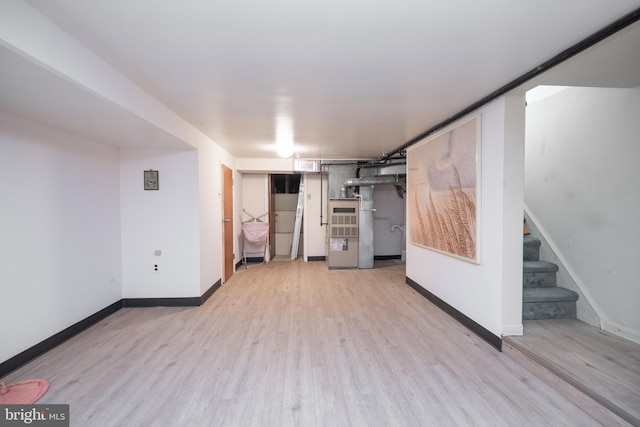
xmin=504 ymin=319 xmax=640 ymax=426
xmin=5 ymin=260 xmax=617 ymax=426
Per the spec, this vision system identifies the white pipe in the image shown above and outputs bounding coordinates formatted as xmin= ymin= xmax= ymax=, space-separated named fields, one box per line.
xmin=374 ymin=217 xmax=405 ymax=233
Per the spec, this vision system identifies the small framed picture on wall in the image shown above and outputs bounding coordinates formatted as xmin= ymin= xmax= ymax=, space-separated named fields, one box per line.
xmin=144 ymin=170 xmax=159 ymax=190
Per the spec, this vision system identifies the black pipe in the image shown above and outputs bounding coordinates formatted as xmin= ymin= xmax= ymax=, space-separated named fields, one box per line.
xmin=320 ymin=167 xmax=325 ymax=225
xmin=382 ymin=7 xmax=640 ymax=161
xmin=359 ymin=160 xmax=406 ymax=169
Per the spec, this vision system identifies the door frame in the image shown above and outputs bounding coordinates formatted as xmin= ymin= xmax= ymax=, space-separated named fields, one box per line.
xmin=268 ymin=174 xmax=275 ymax=261
xmin=221 ymin=164 xmax=234 ymax=283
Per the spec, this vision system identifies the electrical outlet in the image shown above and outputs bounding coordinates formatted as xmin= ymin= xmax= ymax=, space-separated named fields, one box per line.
xmin=153 ymin=264 xmax=159 ymax=274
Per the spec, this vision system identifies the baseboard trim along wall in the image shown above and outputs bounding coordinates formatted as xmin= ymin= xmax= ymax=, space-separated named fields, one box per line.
xmin=0 ymin=300 xmax=122 ymax=377
xmin=405 ymin=276 xmax=502 ymax=351
xmin=0 ymin=282 xmax=224 ymax=377
xmin=374 ymin=255 xmax=402 ymax=260
xmin=201 ymin=279 xmax=222 ymax=305
xmin=123 ymin=297 xmax=202 ymax=307
xmin=237 ymin=256 xmax=328 ymax=263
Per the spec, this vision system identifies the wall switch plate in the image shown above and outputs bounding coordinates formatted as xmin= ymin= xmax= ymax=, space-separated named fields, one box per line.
xmin=154 ymin=250 xmax=162 ymax=256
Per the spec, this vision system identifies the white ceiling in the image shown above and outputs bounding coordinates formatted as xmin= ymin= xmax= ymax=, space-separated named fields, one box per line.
xmin=0 ymin=46 xmax=192 ymax=150
xmin=3 ymin=1 xmax=640 ymax=158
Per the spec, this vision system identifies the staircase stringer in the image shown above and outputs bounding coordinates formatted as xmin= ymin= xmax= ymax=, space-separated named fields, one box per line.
xmin=524 ymin=205 xmax=602 ymax=327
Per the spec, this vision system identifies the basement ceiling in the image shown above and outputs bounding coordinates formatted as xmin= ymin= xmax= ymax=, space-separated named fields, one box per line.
xmin=2 ymin=1 xmax=640 ymax=158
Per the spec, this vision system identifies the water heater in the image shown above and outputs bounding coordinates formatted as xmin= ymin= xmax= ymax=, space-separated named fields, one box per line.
xmin=327 ymin=198 xmax=359 ymax=269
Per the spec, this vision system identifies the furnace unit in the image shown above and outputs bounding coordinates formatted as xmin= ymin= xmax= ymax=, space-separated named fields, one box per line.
xmin=328 ymin=198 xmax=359 ymax=269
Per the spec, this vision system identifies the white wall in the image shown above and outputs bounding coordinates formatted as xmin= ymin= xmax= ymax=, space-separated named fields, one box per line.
xmin=197 ymin=144 xmax=223 ymax=292
xmin=236 ymin=158 xmax=294 ymax=173
xmin=120 ymin=149 xmax=201 ymax=298
xmin=241 ymin=174 xmax=269 ymax=220
xmin=406 ymin=96 xmax=525 ymax=338
xmin=0 ymin=112 xmax=122 ymax=362
xmin=1 ymin=0 xmax=233 ymax=297
xmin=0 ymin=2 xmax=238 ymax=369
xmin=501 ymin=95 xmax=526 ymax=336
xmin=525 ymin=86 xmax=640 ymax=343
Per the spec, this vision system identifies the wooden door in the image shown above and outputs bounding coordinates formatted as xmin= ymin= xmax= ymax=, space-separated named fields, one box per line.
xmin=222 ymin=165 xmax=234 ymax=282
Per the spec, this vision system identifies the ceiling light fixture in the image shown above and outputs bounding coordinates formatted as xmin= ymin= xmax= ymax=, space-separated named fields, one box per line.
xmin=276 ymin=145 xmax=294 ymax=158
xmin=275 ymin=130 xmax=294 ymax=157
xmin=275 ymin=96 xmax=295 ymax=158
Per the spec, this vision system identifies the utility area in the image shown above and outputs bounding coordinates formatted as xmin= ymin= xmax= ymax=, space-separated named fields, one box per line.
xmin=321 ymin=161 xmax=406 ymax=270
xmin=261 ymin=161 xmax=406 ymax=269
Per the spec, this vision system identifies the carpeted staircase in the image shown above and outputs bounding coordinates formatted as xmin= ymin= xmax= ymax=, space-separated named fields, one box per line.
xmin=523 ymin=236 xmax=578 ymax=319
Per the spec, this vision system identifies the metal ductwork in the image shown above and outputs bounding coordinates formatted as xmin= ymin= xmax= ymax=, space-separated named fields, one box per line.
xmin=339 ymin=173 xmax=406 ymax=269
xmin=339 ymin=174 xmax=406 ymax=198
xmin=323 ymin=163 xmax=406 ymax=270
xmin=343 ymin=174 xmax=405 ymax=187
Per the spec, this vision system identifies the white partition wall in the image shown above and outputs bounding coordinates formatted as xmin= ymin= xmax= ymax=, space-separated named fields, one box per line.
xmin=0 ymin=112 xmax=123 ymax=363
xmin=406 ymin=95 xmax=525 ymax=339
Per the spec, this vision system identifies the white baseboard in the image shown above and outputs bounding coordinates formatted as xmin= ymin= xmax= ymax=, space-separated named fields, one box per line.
xmin=601 ymin=319 xmax=640 ymax=346
xmin=502 ymin=323 xmax=524 ymax=336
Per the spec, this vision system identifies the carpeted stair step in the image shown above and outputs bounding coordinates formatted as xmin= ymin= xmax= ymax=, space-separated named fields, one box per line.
xmin=523 ymin=236 xmax=541 ymax=261
xmin=523 ymin=260 xmax=559 ymax=288
xmin=523 ymin=287 xmax=578 ymax=319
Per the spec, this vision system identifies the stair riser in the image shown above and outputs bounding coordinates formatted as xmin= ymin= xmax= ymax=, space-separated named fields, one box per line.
xmin=524 ymin=271 xmax=557 ymax=288
xmin=523 ymin=301 xmax=577 ymax=320
xmin=523 ymin=245 xmax=540 ymax=261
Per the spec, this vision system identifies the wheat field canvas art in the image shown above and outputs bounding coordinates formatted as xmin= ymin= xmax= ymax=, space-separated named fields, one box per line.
xmin=407 ymin=114 xmax=481 ymax=263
